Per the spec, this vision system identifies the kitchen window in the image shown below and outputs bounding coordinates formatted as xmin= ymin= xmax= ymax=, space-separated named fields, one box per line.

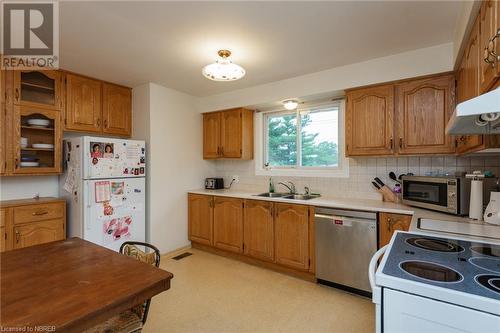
xmin=255 ymin=100 xmax=349 ymax=177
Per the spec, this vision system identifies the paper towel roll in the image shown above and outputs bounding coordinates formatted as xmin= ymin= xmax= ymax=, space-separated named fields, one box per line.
xmin=469 ymin=179 xmax=483 ymax=220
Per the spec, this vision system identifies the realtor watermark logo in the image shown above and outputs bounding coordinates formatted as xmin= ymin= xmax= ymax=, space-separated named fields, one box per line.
xmin=1 ymin=1 xmax=59 ymax=70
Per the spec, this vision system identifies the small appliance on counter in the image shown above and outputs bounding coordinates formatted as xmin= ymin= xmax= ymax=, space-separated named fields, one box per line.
xmin=205 ymin=178 xmax=224 ymax=190
xmin=466 ymin=171 xmax=485 ymax=220
xmin=484 ymin=178 xmax=500 ymax=225
xmin=485 ymin=192 xmax=500 ymax=226
xmin=370 ymin=231 xmax=500 ymax=332
xmin=401 ymin=175 xmax=470 ymax=215
xmin=401 ymin=175 xmax=498 ymax=216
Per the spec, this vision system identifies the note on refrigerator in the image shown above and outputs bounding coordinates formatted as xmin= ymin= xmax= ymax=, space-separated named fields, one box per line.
xmin=63 ymin=166 xmax=76 ymax=193
xmin=95 ymin=181 xmax=111 ymax=203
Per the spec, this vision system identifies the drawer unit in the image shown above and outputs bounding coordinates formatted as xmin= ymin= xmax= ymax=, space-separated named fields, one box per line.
xmin=0 ymin=198 xmax=66 ymax=251
xmin=14 ymin=203 xmax=64 ymax=224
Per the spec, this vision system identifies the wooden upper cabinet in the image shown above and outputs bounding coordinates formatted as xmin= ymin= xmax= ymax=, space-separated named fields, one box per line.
xmin=479 ymin=0 xmax=499 ymax=93
xmin=13 ymin=70 xmax=62 ymax=110
xmin=464 ymin=16 xmax=481 ymax=101
xmin=243 ymin=200 xmax=275 ymax=262
xmin=213 ymin=197 xmax=243 ymax=253
xmin=346 ymin=84 xmax=394 ymax=156
xmin=379 ymin=213 xmax=412 ymax=248
xmin=395 ymin=74 xmax=456 ymax=155
xmin=203 ymin=112 xmax=221 ymax=159
xmin=65 ymin=74 xmax=102 ymax=133
xmin=1 ymin=71 xmax=5 ymax=175
xmin=220 ymin=109 xmax=243 ymax=158
xmin=202 ymin=108 xmax=253 ymax=160
xmin=274 ymin=203 xmax=310 ymax=271
xmin=13 ymin=106 xmax=62 ymax=175
xmin=188 ymin=194 xmax=213 ymax=246
xmin=102 ymin=83 xmax=132 ymax=137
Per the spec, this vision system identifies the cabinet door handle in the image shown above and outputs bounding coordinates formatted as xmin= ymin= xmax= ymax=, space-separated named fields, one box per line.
xmin=32 ymin=210 xmax=48 ymax=216
xmin=15 ymin=158 xmax=19 ymax=169
xmin=104 ymin=119 xmax=108 ymax=128
xmin=216 ymin=146 xmax=220 ymax=156
xmin=389 ymin=138 xmax=393 ymax=149
xmin=399 ymin=138 xmax=403 ymax=149
xmin=97 ymin=118 xmax=101 ymax=127
xmin=387 ymin=218 xmax=393 ymax=232
xmin=220 ymin=146 xmax=224 ymax=156
xmin=15 ymin=88 xmax=19 ymax=102
xmin=15 ymin=229 xmax=20 ymax=243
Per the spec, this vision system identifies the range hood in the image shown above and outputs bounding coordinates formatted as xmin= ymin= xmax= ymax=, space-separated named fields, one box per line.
xmin=446 ymin=88 xmax=500 ymax=135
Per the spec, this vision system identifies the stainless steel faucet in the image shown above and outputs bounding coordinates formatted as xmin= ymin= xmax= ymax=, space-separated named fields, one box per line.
xmin=304 ymin=186 xmax=310 ymax=195
xmin=278 ymin=181 xmax=296 ymax=194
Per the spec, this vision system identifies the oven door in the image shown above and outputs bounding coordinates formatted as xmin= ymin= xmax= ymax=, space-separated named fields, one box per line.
xmin=402 ymin=177 xmax=450 ymax=212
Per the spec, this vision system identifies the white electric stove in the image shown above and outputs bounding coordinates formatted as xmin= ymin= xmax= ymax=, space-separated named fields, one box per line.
xmin=369 ymin=230 xmax=500 ymax=333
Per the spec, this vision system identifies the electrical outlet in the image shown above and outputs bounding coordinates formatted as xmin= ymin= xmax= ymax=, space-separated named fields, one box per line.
xmin=232 ymin=175 xmax=240 ymax=183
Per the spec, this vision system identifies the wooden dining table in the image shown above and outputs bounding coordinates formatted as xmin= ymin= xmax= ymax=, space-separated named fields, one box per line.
xmin=1 ymin=237 xmax=173 ymax=332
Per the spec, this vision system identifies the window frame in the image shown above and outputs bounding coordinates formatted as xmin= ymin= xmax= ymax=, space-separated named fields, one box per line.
xmin=255 ymin=100 xmax=349 ymax=178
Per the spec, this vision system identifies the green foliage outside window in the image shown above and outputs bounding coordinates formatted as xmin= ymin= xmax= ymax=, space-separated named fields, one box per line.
xmin=266 ymin=110 xmax=338 ymax=167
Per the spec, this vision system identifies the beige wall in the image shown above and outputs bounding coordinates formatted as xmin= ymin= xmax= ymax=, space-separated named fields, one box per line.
xmin=0 ymin=176 xmax=59 ymax=200
xmin=215 ymin=156 xmax=500 ymax=201
xmin=196 ymin=43 xmax=454 ymax=112
xmin=134 ymin=83 xmax=215 ymax=253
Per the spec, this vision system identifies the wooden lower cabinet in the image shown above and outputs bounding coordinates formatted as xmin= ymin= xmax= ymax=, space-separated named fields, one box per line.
xmin=213 ymin=197 xmax=243 ymax=253
xmin=243 ymin=200 xmax=274 ymax=262
xmin=379 ymin=212 xmax=412 ymax=247
xmin=0 ymin=209 xmax=7 ymax=252
xmin=188 ymin=194 xmax=213 ymax=245
xmin=274 ymin=203 xmax=310 ymax=271
xmin=13 ymin=219 xmax=64 ymax=249
xmin=0 ymin=198 xmax=66 ymax=252
xmin=188 ymin=194 xmax=313 ymax=278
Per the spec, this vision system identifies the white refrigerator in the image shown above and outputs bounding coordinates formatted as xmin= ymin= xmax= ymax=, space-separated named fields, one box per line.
xmin=60 ymin=136 xmax=146 ymax=251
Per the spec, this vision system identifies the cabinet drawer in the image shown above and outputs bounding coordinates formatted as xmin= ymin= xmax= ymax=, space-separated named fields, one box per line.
xmin=14 ymin=203 xmax=64 ymax=224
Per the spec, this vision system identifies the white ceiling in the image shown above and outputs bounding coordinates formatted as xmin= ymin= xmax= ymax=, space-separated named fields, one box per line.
xmin=60 ymin=1 xmax=464 ymax=97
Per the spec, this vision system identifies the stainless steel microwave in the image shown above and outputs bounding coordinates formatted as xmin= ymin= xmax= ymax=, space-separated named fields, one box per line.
xmin=401 ymin=176 xmax=470 ymax=215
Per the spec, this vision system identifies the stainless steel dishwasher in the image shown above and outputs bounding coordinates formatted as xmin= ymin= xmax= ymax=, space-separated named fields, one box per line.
xmin=315 ymin=207 xmax=377 ymax=295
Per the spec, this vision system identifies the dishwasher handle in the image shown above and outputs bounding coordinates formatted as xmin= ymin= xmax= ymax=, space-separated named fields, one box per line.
xmin=314 ymin=213 xmax=345 ymax=221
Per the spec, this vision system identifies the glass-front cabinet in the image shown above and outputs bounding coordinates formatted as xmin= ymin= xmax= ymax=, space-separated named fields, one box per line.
xmin=13 ymin=71 xmax=63 ymax=110
xmin=12 ymin=106 xmax=61 ymax=174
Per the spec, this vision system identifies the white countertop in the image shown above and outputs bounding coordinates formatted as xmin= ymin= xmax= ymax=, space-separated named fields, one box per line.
xmin=188 ymin=188 xmax=416 ymax=214
xmin=188 ymin=188 xmax=500 ymax=242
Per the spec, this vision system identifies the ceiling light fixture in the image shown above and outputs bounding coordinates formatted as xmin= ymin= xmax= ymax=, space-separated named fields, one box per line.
xmin=283 ymin=100 xmax=299 ymax=110
xmin=202 ymin=50 xmax=246 ymax=81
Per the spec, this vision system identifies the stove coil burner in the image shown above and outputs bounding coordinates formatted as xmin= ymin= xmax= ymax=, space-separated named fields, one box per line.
xmin=400 ymin=260 xmax=463 ymax=283
xmin=475 ymin=274 xmax=500 ymax=295
xmin=406 ymin=237 xmax=464 ymax=253
xmin=469 ymin=257 xmax=500 ymax=274
xmin=470 ymin=245 xmax=500 ymax=258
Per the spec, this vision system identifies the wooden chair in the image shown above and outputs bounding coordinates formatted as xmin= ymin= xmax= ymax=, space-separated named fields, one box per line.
xmin=83 ymin=241 xmax=161 ymax=333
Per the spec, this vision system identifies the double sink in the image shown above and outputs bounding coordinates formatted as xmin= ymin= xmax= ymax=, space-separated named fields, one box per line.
xmin=255 ymin=192 xmax=320 ymax=200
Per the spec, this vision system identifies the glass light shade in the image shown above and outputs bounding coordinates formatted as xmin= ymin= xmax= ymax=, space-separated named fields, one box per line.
xmin=202 ymin=57 xmax=245 ymax=81
xmin=283 ymin=100 xmax=299 ymax=110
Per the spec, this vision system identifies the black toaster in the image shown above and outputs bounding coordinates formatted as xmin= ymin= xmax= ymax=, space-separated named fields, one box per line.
xmin=205 ymin=178 xmax=224 ymax=189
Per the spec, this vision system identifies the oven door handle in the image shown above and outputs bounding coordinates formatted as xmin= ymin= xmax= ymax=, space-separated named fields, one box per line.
xmin=369 ymin=245 xmax=388 ymax=304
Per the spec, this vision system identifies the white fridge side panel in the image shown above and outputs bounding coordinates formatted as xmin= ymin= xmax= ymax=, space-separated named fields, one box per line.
xmin=60 ymin=137 xmax=85 ymax=238
xmin=83 ymin=177 xmax=145 ymax=252
xmin=83 ymin=136 xmax=146 ymax=179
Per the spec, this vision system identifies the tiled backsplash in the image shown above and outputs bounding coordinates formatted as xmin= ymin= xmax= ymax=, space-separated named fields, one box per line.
xmin=214 ymin=156 xmax=500 ymax=200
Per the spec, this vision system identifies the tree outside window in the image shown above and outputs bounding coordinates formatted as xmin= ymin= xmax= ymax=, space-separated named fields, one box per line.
xmin=265 ymin=106 xmax=339 ymax=169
